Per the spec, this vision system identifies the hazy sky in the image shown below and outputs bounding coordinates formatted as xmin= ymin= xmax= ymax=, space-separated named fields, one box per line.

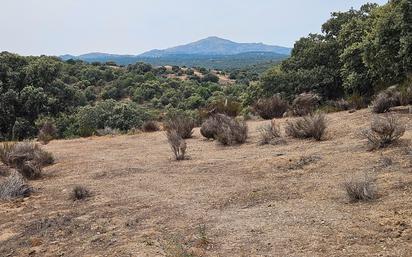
xmin=1 ymin=0 xmax=387 ymax=56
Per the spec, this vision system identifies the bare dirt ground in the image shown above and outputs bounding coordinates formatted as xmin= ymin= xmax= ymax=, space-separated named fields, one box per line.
xmin=1 ymin=108 xmax=412 ymax=257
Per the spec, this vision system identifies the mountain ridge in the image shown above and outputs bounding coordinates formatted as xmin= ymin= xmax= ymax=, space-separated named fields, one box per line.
xmin=60 ymin=37 xmax=291 ymax=69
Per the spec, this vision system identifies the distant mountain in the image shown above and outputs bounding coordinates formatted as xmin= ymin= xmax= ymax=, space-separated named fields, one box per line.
xmin=139 ymin=36 xmax=291 ymax=57
xmin=60 ymin=37 xmax=291 ymax=69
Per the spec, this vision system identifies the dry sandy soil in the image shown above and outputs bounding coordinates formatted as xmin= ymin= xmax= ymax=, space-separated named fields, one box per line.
xmin=1 ymin=108 xmax=412 ymax=257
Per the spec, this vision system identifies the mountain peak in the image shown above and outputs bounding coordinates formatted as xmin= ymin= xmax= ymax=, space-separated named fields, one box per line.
xmin=139 ymin=37 xmax=291 ymax=57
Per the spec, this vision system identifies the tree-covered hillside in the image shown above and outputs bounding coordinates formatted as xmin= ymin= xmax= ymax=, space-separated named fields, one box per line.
xmin=259 ymin=0 xmax=411 ymax=101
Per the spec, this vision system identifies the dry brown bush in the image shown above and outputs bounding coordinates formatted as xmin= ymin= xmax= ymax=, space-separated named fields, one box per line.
xmin=200 ymin=114 xmax=248 ymax=145
xmin=0 ymin=171 xmax=32 ymax=200
xmin=371 ymin=89 xmax=400 ymax=113
xmin=200 ymin=116 xmax=220 ymax=139
xmin=344 ymin=175 xmax=377 ymax=202
xmin=0 ymin=141 xmax=54 ymax=179
xmin=254 ymin=95 xmax=289 ymax=119
xmin=292 ymin=93 xmax=320 ymax=116
xmin=166 ymin=130 xmax=187 ymax=161
xmin=361 ymin=115 xmax=405 ymax=150
xmin=258 ymin=121 xmax=283 ymax=145
xmin=142 ymin=121 xmax=160 ymax=132
xmin=164 ymin=114 xmax=195 ymax=139
xmin=285 ymin=113 xmax=327 ymax=141
xmin=215 ymin=117 xmax=248 ymax=146
xmin=38 ymin=121 xmax=57 ymax=145
xmin=71 ymin=185 xmax=91 ymax=201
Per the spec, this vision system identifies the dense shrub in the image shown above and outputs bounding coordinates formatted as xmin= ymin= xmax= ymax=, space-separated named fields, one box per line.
xmin=285 ymin=113 xmax=327 ymax=141
xmin=142 ymin=121 xmax=160 ymax=132
xmin=200 ymin=114 xmax=248 ymax=145
xmin=292 ymin=93 xmax=320 ymax=116
xmin=200 ymin=116 xmax=221 ymax=139
xmin=254 ymin=95 xmax=289 ymax=119
xmin=344 ymin=175 xmax=377 ymax=202
xmin=0 ymin=171 xmax=32 ymax=200
xmin=76 ymin=100 xmax=151 ymax=136
xmin=166 ymin=130 xmax=187 ymax=161
xmin=361 ymin=115 xmax=405 ymax=150
xmin=215 ymin=118 xmax=248 ymax=146
xmin=71 ymin=185 xmax=91 ymax=200
xmin=164 ymin=113 xmax=195 ymax=139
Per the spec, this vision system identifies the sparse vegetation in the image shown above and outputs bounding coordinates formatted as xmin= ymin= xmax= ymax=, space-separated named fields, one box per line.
xmin=0 ymin=171 xmax=32 ymax=200
xmin=254 ymin=95 xmax=289 ymax=119
xmin=361 ymin=115 xmax=405 ymax=150
xmin=166 ymin=130 xmax=187 ymax=161
xmin=344 ymin=175 xmax=377 ymax=202
xmin=71 ymin=185 xmax=91 ymax=200
xmin=285 ymin=113 xmax=327 ymax=141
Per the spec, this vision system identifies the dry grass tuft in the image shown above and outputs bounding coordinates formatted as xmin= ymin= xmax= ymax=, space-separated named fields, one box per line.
xmin=166 ymin=130 xmax=187 ymax=161
xmin=361 ymin=115 xmax=405 ymax=150
xmin=164 ymin=114 xmax=195 ymax=139
xmin=71 ymin=185 xmax=91 ymax=201
xmin=371 ymin=90 xmax=399 ymax=113
xmin=0 ymin=141 xmax=54 ymax=179
xmin=142 ymin=121 xmax=160 ymax=132
xmin=343 ymin=175 xmax=377 ymax=202
xmin=258 ymin=121 xmax=283 ymax=145
xmin=254 ymin=95 xmax=289 ymax=119
xmin=0 ymin=171 xmax=32 ymax=200
xmin=285 ymin=113 xmax=327 ymax=141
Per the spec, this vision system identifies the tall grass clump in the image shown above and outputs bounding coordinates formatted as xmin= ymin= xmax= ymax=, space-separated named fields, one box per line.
xmin=164 ymin=113 xmax=195 ymax=139
xmin=371 ymin=90 xmax=399 ymax=113
xmin=0 ymin=171 xmax=32 ymax=200
xmin=0 ymin=141 xmax=54 ymax=179
xmin=258 ymin=121 xmax=283 ymax=145
xmin=344 ymin=175 xmax=377 ymax=202
xmin=361 ymin=115 xmax=405 ymax=150
xmin=285 ymin=113 xmax=327 ymax=141
xmin=166 ymin=130 xmax=187 ymax=161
